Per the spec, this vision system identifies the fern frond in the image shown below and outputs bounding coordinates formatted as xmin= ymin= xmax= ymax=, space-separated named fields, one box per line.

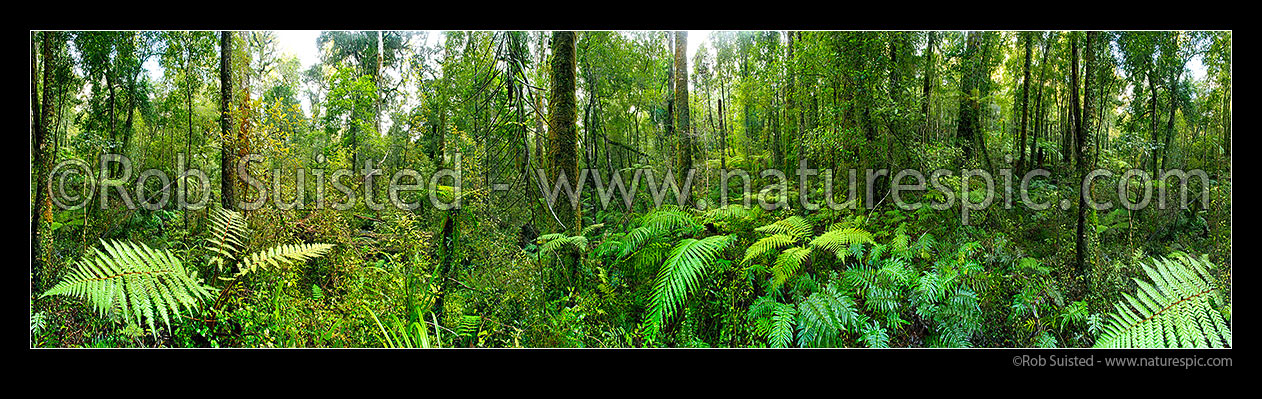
xmin=580 ymin=223 xmax=605 ymax=237
xmin=207 ymin=207 xmax=249 ymax=271
xmin=740 ymin=234 xmax=798 ymax=265
xmin=641 ymin=207 xmax=702 ymax=234
xmin=41 ymin=240 xmax=216 ymax=334
xmin=237 ymin=243 xmax=336 ymax=276
xmin=536 ymin=233 xmax=567 ymax=244
xmin=810 ymin=227 xmax=875 ymax=262
xmin=645 ymin=235 xmax=734 ymax=338
xmin=1094 ymin=254 xmax=1230 ymax=348
xmin=771 ymin=247 xmax=812 ymax=292
xmin=617 ymin=209 xmax=701 ymax=259
xmin=769 ymin=302 xmax=796 ymax=348
xmin=755 ymin=216 xmax=813 ymax=241
xmin=795 ymin=283 xmax=864 ymax=348
xmin=704 ymin=204 xmax=754 ymax=224
xmin=540 ymin=235 xmax=589 ymax=256
xmin=860 ymin=320 xmax=891 ymax=348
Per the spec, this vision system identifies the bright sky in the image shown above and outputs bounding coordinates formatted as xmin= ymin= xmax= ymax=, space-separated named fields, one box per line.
xmin=273 ymin=30 xmax=322 ymax=69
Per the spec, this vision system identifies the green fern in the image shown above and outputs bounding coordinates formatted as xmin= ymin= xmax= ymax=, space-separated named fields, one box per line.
xmin=754 ymin=216 xmax=812 ymax=241
xmin=644 ymin=235 xmax=734 ymax=339
xmin=809 ymin=227 xmax=875 ymax=262
xmin=236 ymin=243 xmax=337 ymax=276
xmin=41 ymin=239 xmax=216 ymax=335
xmin=207 ymin=207 xmax=249 ymax=271
xmin=204 ymin=207 xmax=335 ymax=278
xmin=860 ymin=320 xmax=891 ymax=348
xmin=539 ymin=234 xmax=589 ymax=256
xmin=769 ymin=301 xmax=796 ymax=348
xmin=580 ymin=223 xmax=605 ymax=237
xmin=741 ymin=233 xmax=798 ymax=265
xmin=1094 ymin=254 xmax=1231 ymax=348
xmin=771 ymin=247 xmax=812 ymax=291
xmin=796 ymin=282 xmax=865 ymax=347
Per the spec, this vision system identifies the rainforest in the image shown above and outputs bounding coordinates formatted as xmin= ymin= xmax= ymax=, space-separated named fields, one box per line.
xmin=29 ymin=30 xmax=1231 ymax=349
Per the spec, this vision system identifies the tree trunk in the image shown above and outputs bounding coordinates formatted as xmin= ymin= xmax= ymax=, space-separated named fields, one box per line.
xmin=220 ymin=31 xmax=236 ymax=210
xmin=955 ymin=32 xmax=984 ymax=165
xmin=1016 ymin=33 xmax=1032 ymax=173
xmin=921 ymin=31 xmax=937 ymax=141
xmin=1030 ymin=33 xmax=1052 ymax=168
xmin=32 ymin=31 xmax=58 ymax=290
xmin=1163 ymin=69 xmax=1182 ymax=171
xmin=674 ymin=31 xmax=693 ymax=177
xmin=1148 ymin=71 xmax=1159 ymax=176
xmin=1074 ymin=32 xmax=1094 ymax=279
xmin=546 ymin=31 xmax=579 ymax=231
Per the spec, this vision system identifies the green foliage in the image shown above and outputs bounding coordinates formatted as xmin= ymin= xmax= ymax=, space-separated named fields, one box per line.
xmin=645 ymin=235 xmax=734 ymax=339
xmin=796 ymin=282 xmax=865 ymax=347
xmin=743 ymin=215 xmax=875 ymax=293
xmin=237 ymin=243 xmax=337 ymax=276
xmin=755 ymin=215 xmax=813 ymax=240
xmin=1094 ymin=254 xmax=1231 ymax=348
xmin=741 ymin=234 xmax=797 ymax=266
xmin=207 ymin=208 xmax=249 ymax=271
xmin=41 ymin=240 xmax=217 ymax=335
xmin=367 ymin=305 xmax=438 ymax=348
xmin=29 ymin=29 xmax=1231 ymax=349
xmin=809 ymin=227 xmax=876 ymax=260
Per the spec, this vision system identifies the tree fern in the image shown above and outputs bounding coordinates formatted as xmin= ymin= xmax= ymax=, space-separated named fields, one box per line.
xmin=236 ymin=243 xmax=337 ymax=276
xmin=41 ymin=239 xmax=216 ymax=335
xmin=754 ymin=216 xmax=812 ymax=241
xmin=769 ymin=301 xmax=796 ymax=348
xmin=809 ymin=227 xmax=874 ymax=261
xmin=207 ymin=207 xmax=249 ymax=271
xmin=1094 ymin=254 xmax=1231 ymax=348
xmin=539 ymin=234 xmax=589 ymax=256
xmin=771 ymin=246 xmax=812 ymax=292
xmin=741 ymin=233 xmax=798 ymax=265
xmin=617 ymin=208 xmax=702 ymax=259
xmin=795 ymin=283 xmax=865 ymax=347
xmin=644 ymin=235 xmax=734 ymax=338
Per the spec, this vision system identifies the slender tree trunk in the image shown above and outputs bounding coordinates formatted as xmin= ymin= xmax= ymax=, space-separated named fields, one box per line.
xmin=921 ymin=31 xmax=937 ymax=142
xmin=185 ymin=43 xmax=194 ymax=229
xmin=220 ymin=31 xmax=236 ymax=210
xmin=1148 ymin=71 xmax=1159 ymax=176
xmin=1163 ymin=69 xmax=1182 ymax=170
xmin=1016 ymin=33 xmax=1032 ymax=173
xmin=674 ymin=31 xmax=693 ymax=178
xmin=1074 ymin=32 xmax=1094 ymax=279
xmin=1030 ymin=33 xmax=1052 ymax=168
xmin=721 ymin=98 xmax=731 ymax=171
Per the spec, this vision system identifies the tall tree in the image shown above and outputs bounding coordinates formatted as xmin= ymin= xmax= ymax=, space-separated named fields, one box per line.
xmin=921 ymin=30 xmax=937 ymax=140
xmin=547 ymin=31 xmax=579 ymax=231
xmin=1074 ymin=32 xmax=1095 ymax=278
xmin=32 ymin=31 xmax=59 ymax=289
xmin=673 ymin=31 xmax=693 ymax=175
xmin=955 ymin=31 xmax=985 ymax=165
xmin=1029 ymin=32 xmax=1053 ymax=168
xmin=1016 ymin=32 xmax=1033 ymax=173
xmin=220 ymin=31 xmax=236 ymax=210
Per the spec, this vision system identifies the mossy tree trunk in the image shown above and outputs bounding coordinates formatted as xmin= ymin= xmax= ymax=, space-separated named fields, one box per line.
xmin=547 ymin=31 xmax=579 ymax=232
